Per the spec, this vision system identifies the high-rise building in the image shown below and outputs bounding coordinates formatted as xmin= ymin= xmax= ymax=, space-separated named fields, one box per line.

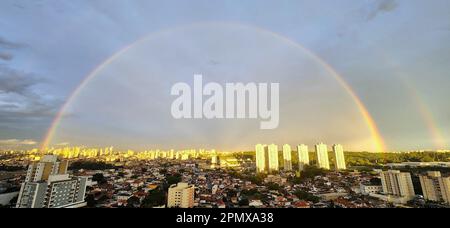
xmin=380 ymin=170 xmax=415 ymax=198
xmin=16 ymin=155 xmax=88 ymax=208
xmin=268 ymin=144 xmax=279 ymax=172
xmin=315 ymin=143 xmax=330 ymax=170
xmin=332 ymin=144 xmax=346 ymax=170
xmin=23 ymin=155 xmax=68 ymax=182
xmin=256 ymin=144 xmax=279 ymax=173
xmin=167 ymin=182 xmax=195 ymax=208
xmin=297 ymin=144 xmax=309 ymax=171
xmin=255 ymin=144 xmax=266 ymax=173
xmin=419 ymin=171 xmax=450 ymax=205
xmin=282 ymin=144 xmax=292 ymax=171
xmin=211 ymin=150 xmax=219 ymax=169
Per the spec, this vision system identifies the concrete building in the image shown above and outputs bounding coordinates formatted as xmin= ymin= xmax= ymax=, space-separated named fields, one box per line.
xmin=419 ymin=171 xmax=450 ymax=205
xmin=380 ymin=170 xmax=415 ymax=198
xmin=315 ymin=143 xmax=330 ymax=170
xmin=16 ymin=155 xmax=88 ymax=208
xmin=333 ymin=144 xmax=346 ymax=170
xmin=167 ymin=182 xmax=195 ymax=208
xmin=268 ymin=144 xmax=279 ymax=172
xmin=255 ymin=144 xmax=279 ymax=173
xmin=255 ymin=144 xmax=266 ymax=173
xmin=360 ymin=183 xmax=383 ymax=195
xmin=297 ymin=144 xmax=309 ymax=171
xmin=282 ymin=144 xmax=292 ymax=171
xmin=211 ymin=150 xmax=219 ymax=169
xmin=24 ymin=155 xmax=68 ymax=183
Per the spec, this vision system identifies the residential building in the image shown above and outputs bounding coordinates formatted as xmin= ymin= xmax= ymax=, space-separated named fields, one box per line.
xmin=16 ymin=155 xmax=88 ymax=208
xmin=282 ymin=144 xmax=292 ymax=171
xmin=168 ymin=182 xmax=195 ymax=208
xmin=380 ymin=170 xmax=415 ymax=198
xmin=297 ymin=144 xmax=309 ymax=171
xmin=315 ymin=143 xmax=330 ymax=170
xmin=333 ymin=144 xmax=346 ymax=170
xmin=419 ymin=171 xmax=450 ymax=204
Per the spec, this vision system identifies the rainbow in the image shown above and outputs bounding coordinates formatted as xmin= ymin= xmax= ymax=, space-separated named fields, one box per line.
xmin=400 ymin=76 xmax=447 ymax=149
xmin=41 ymin=22 xmax=387 ymax=152
xmin=375 ymin=50 xmax=447 ymax=150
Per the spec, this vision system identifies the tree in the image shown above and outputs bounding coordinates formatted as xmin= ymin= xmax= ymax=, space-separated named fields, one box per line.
xmin=166 ymin=173 xmax=182 ymax=186
xmin=69 ymin=161 xmax=117 ymax=171
xmin=294 ymin=190 xmax=320 ymax=203
xmin=247 ymin=174 xmax=265 ymax=185
xmin=141 ymin=188 xmax=166 ymax=208
xmin=127 ymin=196 xmax=141 ymax=208
xmin=238 ymin=198 xmax=249 ymax=207
xmin=92 ymin=173 xmax=107 ymax=185
xmin=267 ymin=182 xmax=281 ymax=191
xmin=227 ymin=189 xmax=237 ymax=197
xmin=160 ymin=169 xmax=167 ymax=175
xmin=85 ymin=194 xmax=96 ymax=207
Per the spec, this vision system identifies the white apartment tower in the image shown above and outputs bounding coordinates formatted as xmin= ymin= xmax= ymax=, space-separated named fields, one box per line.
xmin=315 ymin=143 xmax=330 ymax=170
xmin=255 ymin=144 xmax=267 ymax=173
xmin=268 ymin=144 xmax=279 ymax=172
xmin=380 ymin=170 xmax=416 ymax=198
xmin=282 ymin=144 xmax=292 ymax=171
xmin=16 ymin=155 xmax=88 ymax=208
xmin=333 ymin=144 xmax=346 ymax=170
xmin=297 ymin=144 xmax=309 ymax=171
xmin=211 ymin=150 xmax=219 ymax=169
xmin=419 ymin=171 xmax=450 ymax=205
xmin=167 ymin=182 xmax=195 ymax=208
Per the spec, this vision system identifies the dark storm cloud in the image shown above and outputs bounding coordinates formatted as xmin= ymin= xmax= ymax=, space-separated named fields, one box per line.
xmin=0 ymin=66 xmax=43 ymax=95
xmin=0 ymin=66 xmax=61 ymax=123
xmin=366 ymin=0 xmax=398 ymax=21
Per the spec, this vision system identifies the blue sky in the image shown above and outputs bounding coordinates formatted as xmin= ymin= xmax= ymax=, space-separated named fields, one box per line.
xmin=0 ymin=0 xmax=449 ymax=151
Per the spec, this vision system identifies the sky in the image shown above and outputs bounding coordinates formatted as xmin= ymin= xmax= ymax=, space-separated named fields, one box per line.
xmin=0 ymin=0 xmax=449 ymax=151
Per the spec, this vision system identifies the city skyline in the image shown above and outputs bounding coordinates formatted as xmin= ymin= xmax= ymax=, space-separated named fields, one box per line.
xmin=2 ymin=141 xmax=449 ymax=209
xmin=1 ymin=1 xmax=450 ymax=152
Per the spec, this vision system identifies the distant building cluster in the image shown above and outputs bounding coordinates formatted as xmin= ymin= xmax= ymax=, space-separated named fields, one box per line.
xmin=2 ymin=144 xmax=449 ymax=208
xmin=358 ymin=169 xmax=450 ymax=206
xmin=255 ymin=143 xmax=346 ymax=173
xmin=24 ymin=147 xmax=222 ymax=163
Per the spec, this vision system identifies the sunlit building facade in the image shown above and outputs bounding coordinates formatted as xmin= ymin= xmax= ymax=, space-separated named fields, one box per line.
xmin=315 ymin=143 xmax=330 ymax=170
xmin=333 ymin=144 xmax=346 ymax=170
xmin=380 ymin=170 xmax=415 ymax=198
xmin=16 ymin=155 xmax=88 ymax=208
xmin=268 ymin=144 xmax=279 ymax=172
xmin=167 ymin=182 xmax=195 ymax=208
xmin=419 ymin=171 xmax=450 ymax=205
xmin=282 ymin=144 xmax=292 ymax=171
xmin=255 ymin=144 xmax=267 ymax=173
xmin=297 ymin=144 xmax=309 ymax=171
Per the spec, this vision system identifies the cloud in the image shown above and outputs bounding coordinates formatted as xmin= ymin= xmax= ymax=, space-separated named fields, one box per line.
xmin=0 ymin=36 xmax=24 ymax=49
xmin=0 ymin=139 xmax=37 ymax=145
xmin=0 ymin=66 xmax=61 ymax=124
xmin=0 ymin=35 xmax=60 ymax=139
xmin=366 ymin=0 xmax=398 ymax=21
xmin=0 ymin=36 xmax=22 ymax=62
xmin=0 ymin=66 xmax=43 ymax=95
xmin=0 ymin=53 xmax=13 ymax=61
